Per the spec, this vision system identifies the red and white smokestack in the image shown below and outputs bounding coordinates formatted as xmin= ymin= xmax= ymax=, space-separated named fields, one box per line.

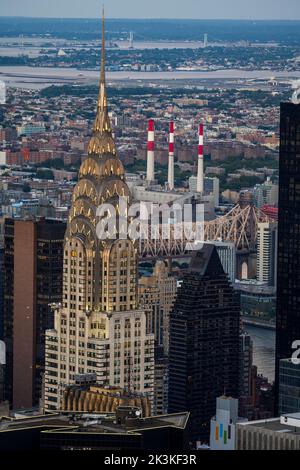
xmin=197 ymin=123 xmax=204 ymax=193
xmin=146 ymin=119 xmax=155 ymax=182
xmin=168 ymin=121 xmax=174 ymax=190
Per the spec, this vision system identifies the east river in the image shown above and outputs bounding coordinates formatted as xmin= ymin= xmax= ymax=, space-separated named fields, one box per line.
xmin=246 ymin=325 xmax=276 ymax=383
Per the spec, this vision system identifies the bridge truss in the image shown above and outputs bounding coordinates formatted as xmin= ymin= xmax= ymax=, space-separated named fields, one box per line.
xmin=139 ymin=204 xmax=273 ymax=259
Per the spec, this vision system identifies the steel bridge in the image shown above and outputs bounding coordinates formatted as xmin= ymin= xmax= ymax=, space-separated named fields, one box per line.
xmin=139 ymin=204 xmax=273 ymax=260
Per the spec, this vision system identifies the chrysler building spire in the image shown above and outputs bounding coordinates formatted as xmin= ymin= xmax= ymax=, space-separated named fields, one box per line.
xmin=88 ymin=8 xmax=116 ymax=155
xmin=100 ymin=6 xmax=106 ymax=85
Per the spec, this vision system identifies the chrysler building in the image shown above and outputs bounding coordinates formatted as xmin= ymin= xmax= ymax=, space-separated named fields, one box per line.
xmin=44 ymin=12 xmax=154 ymax=411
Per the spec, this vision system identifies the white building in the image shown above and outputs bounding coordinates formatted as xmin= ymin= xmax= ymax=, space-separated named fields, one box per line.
xmin=210 ymin=397 xmax=240 ymax=450
xmin=256 ymin=221 xmax=278 ymax=287
xmin=0 ymin=341 xmax=5 ymax=366
xmin=131 ymin=186 xmax=216 ymax=222
xmin=189 ymin=175 xmax=220 ymax=207
xmin=253 ymin=178 xmax=279 ymax=208
xmin=0 ymin=151 xmax=6 ymax=165
xmin=17 ymin=124 xmax=46 ymax=137
xmin=0 ymin=341 xmax=5 ymax=403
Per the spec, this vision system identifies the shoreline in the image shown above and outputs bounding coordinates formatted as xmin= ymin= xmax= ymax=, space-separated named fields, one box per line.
xmin=242 ymin=316 xmax=276 ymax=331
xmin=1 ymin=65 xmax=300 ymax=91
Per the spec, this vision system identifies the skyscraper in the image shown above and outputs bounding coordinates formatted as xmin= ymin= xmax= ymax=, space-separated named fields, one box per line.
xmin=0 ymin=218 xmax=4 ymax=341
xmin=239 ymin=332 xmax=253 ymax=401
xmin=256 ymin=221 xmax=278 ymax=287
xmin=275 ymin=102 xmax=300 ymax=412
xmin=44 ymin=13 xmax=154 ymax=412
xmin=139 ymin=261 xmax=177 ymax=414
xmin=168 ymin=245 xmax=240 ymax=443
xmin=3 ymin=217 xmax=66 ymax=409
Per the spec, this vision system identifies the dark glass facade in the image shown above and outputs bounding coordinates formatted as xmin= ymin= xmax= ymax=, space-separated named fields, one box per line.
xmin=279 ymin=359 xmax=300 ymax=415
xmin=275 ymin=102 xmax=300 ymax=413
xmin=0 ymin=246 xmax=4 ymax=340
xmin=168 ymin=245 xmax=240 ymax=443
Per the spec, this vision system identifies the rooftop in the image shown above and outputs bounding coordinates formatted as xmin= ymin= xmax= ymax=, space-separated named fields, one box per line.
xmin=238 ymin=413 xmax=300 ymax=435
xmin=0 ymin=411 xmax=189 ymax=436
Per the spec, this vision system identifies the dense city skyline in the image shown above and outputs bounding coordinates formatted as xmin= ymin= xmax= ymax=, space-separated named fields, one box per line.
xmin=1 ymin=3 xmax=300 ymax=454
xmin=1 ymin=0 xmax=300 ymax=20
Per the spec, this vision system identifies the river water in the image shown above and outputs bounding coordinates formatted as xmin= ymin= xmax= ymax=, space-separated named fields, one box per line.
xmin=246 ymin=325 xmax=276 ymax=383
xmin=1 ymin=65 xmax=300 ymax=90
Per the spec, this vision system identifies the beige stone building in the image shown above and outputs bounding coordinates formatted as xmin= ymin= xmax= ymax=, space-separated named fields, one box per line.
xmin=44 ymin=14 xmax=154 ymax=412
xmin=256 ymin=221 xmax=278 ymax=287
xmin=138 ymin=261 xmax=177 ymax=415
xmin=62 ymin=384 xmax=152 ymax=417
xmin=139 ymin=261 xmax=177 ymax=354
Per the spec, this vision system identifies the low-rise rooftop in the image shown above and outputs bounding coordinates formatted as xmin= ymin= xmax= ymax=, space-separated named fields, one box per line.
xmin=0 ymin=410 xmax=189 ymax=435
xmin=238 ymin=413 xmax=300 ymax=435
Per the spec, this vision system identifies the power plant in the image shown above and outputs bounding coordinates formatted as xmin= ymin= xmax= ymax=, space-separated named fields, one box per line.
xmin=125 ymin=119 xmax=277 ymax=284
